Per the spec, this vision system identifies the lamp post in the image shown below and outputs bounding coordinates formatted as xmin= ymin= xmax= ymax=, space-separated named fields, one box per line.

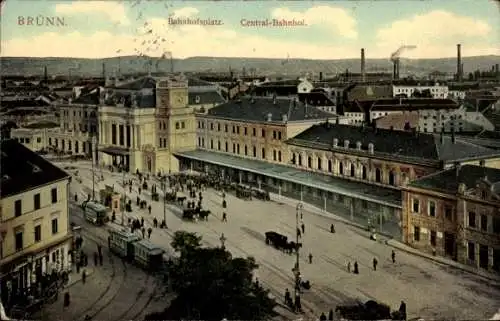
xmin=294 ymin=202 xmax=303 ymax=312
xmin=121 ymin=164 xmax=126 ymax=226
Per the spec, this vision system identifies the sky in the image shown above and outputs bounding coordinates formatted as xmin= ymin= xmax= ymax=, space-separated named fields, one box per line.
xmin=1 ymin=0 xmax=499 ymax=59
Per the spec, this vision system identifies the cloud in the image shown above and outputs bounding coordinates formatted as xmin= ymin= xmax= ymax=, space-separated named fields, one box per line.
xmin=171 ymin=7 xmax=199 ymax=18
xmin=54 ymin=1 xmax=130 ymax=26
xmin=374 ymin=10 xmax=495 ymax=58
xmin=271 ymin=6 xmax=358 ymax=39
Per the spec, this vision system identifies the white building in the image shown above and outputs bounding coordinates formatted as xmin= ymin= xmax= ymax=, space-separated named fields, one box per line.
xmin=392 ymin=84 xmax=449 ymax=99
xmin=418 ymin=106 xmax=494 ymax=133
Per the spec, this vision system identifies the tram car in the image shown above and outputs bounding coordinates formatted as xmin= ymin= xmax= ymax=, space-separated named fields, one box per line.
xmin=108 ymin=228 xmax=166 ymax=272
xmin=82 ymin=201 xmax=109 ymax=225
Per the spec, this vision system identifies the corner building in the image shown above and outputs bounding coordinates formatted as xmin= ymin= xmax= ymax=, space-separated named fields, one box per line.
xmin=0 ymin=140 xmax=72 ymax=310
xmin=402 ymin=165 xmax=500 ymax=273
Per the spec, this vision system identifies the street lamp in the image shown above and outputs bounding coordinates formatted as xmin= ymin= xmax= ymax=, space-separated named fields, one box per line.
xmin=294 ymin=202 xmax=303 ymax=312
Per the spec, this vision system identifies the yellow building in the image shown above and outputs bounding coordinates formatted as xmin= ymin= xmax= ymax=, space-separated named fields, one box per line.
xmin=0 ymin=139 xmax=72 ymax=310
xmin=10 ymin=121 xmax=59 ymax=152
xmin=98 ymin=75 xmax=196 ymax=173
xmin=402 ymin=165 xmax=500 ymax=273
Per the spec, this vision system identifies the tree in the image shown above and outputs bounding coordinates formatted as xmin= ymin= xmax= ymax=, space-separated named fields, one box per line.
xmin=145 ymin=231 xmax=277 ymax=321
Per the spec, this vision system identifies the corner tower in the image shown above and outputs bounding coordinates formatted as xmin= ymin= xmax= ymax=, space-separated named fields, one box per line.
xmin=155 ymin=75 xmax=196 ymax=173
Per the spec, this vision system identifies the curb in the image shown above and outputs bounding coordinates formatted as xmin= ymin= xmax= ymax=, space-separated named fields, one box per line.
xmin=386 ymin=240 xmax=500 ymax=283
xmin=270 ymin=193 xmax=500 ymax=283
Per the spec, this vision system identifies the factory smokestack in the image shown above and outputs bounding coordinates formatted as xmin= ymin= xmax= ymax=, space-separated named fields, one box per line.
xmin=457 ymin=44 xmax=462 ymax=81
xmin=496 ymin=64 xmax=499 ymax=81
xmin=361 ymin=48 xmax=366 ymax=82
xmin=393 ymin=59 xmax=400 ymax=80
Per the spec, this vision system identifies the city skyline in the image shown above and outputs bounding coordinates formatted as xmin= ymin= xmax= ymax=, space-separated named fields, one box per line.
xmin=1 ymin=0 xmax=499 ymax=60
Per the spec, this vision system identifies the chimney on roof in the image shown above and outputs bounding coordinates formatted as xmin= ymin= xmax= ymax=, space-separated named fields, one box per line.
xmin=319 ymin=72 xmax=323 ymax=81
xmin=361 ymin=48 xmax=366 ymax=83
xmin=267 ymin=113 xmax=272 ymax=122
xmin=368 ymin=143 xmax=374 ymax=154
xmin=332 ymin=138 xmax=339 ymax=148
xmin=282 ymin=114 xmax=288 ymax=123
xmin=457 ymin=44 xmax=463 ymax=81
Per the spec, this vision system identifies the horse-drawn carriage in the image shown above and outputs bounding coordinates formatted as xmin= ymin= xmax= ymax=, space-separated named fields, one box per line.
xmin=236 ymin=186 xmax=252 ymax=200
xmin=252 ymin=188 xmax=270 ymax=201
xmin=336 ymin=300 xmax=398 ymax=320
xmin=182 ymin=208 xmax=211 ymax=221
xmin=265 ymin=231 xmax=301 ymax=254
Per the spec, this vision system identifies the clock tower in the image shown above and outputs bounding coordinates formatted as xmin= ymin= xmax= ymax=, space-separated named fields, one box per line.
xmin=155 ymin=76 xmax=196 ymax=173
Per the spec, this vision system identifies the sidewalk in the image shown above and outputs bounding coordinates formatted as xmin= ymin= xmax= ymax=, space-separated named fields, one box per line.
xmin=269 ymin=192 xmax=500 ymax=283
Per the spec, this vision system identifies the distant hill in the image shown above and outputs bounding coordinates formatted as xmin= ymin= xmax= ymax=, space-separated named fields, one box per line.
xmin=1 ymin=55 xmax=499 ymax=77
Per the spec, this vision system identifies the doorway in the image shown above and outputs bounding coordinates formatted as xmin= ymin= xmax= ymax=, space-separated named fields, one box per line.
xmin=444 ymin=232 xmax=456 ymax=259
xmin=479 ymin=245 xmax=489 ymax=269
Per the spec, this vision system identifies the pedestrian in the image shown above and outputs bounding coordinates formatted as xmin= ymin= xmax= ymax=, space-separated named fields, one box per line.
xmin=222 ymin=212 xmax=227 ymax=222
xmin=301 ymin=223 xmax=305 ymax=234
xmin=222 ymin=199 xmax=227 ymax=208
xmin=141 ymin=217 xmax=144 ymax=227
xmin=308 ymin=253 xmax=313 ymax=264
xmin=373 ymin=257 xmax=378 ymax=271
xmin=129 ymin=185 xmax=132 ymax=193
xmin=112 ymin=211 xmax=116 ymax=222
xmin=148 ymin=205 xmax=152 ymax=214
xmin=153 ymin=217 xmax=158 ymax=228
xmin=347 ymin=261 xmax=351 ymax=273
xmin=297 ymin=228 xmax=301 ymax=238
xmin=147 ymin=227 xmax=152 ymax=239
xmin=391 ymin=250 xmax=396 ymax=264
xmin=82 ymin=270 xmax=87 ymax=284
xmin=139 ymin=187 xmax=141 ymax=195
xmin=99 ymin=254 xmax=103 ymax=266
xmin=353 ymin=261 xmax=359 ymax=274
xmin=399 ymin=300 xmax=407 ymax=320
xmin=330 ymin=224 xmax=335 ymax=233
xmin=320 ymin=312 xmax=327 ymax=321
xmin=93 ymin=252 xmax=98 ymax=266
xmin=328 ymin=309 xmax=334 ymax=320
xmin=74 ymin=193 xmax=78 ymax=202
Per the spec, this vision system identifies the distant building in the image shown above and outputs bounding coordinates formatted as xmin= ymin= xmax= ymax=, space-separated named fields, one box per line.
xmin=392 ymin=83 xmax=449 ymax=99
xmin=402 ymin=165 xmax=500 ymax=273
xmin=0 ymin=140 xmax=72 ymax=311
xmin=297 ymin=92 xmax=336 ymax=114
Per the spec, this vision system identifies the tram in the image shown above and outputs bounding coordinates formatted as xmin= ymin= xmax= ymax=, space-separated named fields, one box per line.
xmin=83 ymin=201 xmax=109 ymax=226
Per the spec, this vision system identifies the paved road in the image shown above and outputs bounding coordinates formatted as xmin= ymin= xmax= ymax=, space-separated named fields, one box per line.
xmin=61 ymin=161 xmax=500 ymax=320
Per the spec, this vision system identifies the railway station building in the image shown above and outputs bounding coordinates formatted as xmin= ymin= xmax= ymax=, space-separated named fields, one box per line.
xmin=176 ymin=113 xmax=500 ymax=239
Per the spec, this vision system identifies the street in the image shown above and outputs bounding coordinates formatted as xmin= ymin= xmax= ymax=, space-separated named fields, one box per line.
xmin=63 ymin=161 xmax=500 ymax=320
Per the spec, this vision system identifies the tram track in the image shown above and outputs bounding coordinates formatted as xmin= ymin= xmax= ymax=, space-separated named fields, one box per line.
xmin=72 ymin=228 xmax=128 ymax=321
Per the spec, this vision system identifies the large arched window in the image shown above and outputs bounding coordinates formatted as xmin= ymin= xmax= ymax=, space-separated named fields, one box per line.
xmin=388 ymin=171 xmax=395 ymax=186
xmin=350 ymin=164 xmax=355 ymax=177
xmin=317 ymin=158 xmax=322 ymax=170
xmin=328 ymin=160 xmax=332 ymax=172
xmin=307 ymin=156 xmax=312 ymax=168
xmin=362 ymin=166 xmax=367 ymax=179
xmin=339 ymin=162 xmax=344 ymax=175
xmin=375 ymin=168 xmax=382 ymax=183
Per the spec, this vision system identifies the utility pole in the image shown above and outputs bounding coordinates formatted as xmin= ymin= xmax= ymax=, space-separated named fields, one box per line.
xmin=91 ymin=135 xmax=96 ymax=201
xmin=293 ymin=203 xmax=303 ymax=313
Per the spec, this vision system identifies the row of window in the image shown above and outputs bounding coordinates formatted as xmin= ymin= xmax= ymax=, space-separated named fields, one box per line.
xmin=291 ymin=154 xmax=396 ymax=185
xmin=14 ymin=218 xmax=59 ymax=251
xmin=63 ymin=123 xmax=97 ymax=133
xmin=111 ymin=124 xmax=131 ymax=147
xmin=198 ymin=138 xmax=283 ymax=161
xmin=49 ymin=138 xmax=87 ymax=153
xmin=198 ymin=121 xmax=283 ymax=140
xmin=62 ymin=109 xmax=96 ymax=118
xmin=14 ymin=188 xmax=58 ymax=217
xmin=412 ymin=198 xmax=500 ymax=234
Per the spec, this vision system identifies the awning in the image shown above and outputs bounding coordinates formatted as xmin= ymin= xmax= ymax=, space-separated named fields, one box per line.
xmin=174 ymin=149 xmax=402 ymax=208
xmin=99 ymin=146 xmax=130 ymax=156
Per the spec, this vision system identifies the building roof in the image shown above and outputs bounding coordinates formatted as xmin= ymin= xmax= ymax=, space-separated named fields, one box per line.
xmin=188 ymin=78 xmax=214 ymax=87
xmin=104 ymin=91 xmax=156 ymax=108
xmin=408 ymin=165 xmax=500 ymax=194
xmin=298 ymin=92 xmax=335 ymax=106
xmin=371 ymin=98 xmax=459 ymax=111
xmin=112 ymin=76 xmax=157 ymax=90
xmin=0 ymin=139 xmax=69 ymax=198
xmin=188 ymin=91 xmax=225 ymax=106
xmin=23 ymin=120 xmax=59 ymax=129
xmin=205 ymin=97 xmax=332 ymax=122
xmin=346 ymin=85 xmax=392 ymax=101
xmin=287 ymin=122 xmax=500 ymax=163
